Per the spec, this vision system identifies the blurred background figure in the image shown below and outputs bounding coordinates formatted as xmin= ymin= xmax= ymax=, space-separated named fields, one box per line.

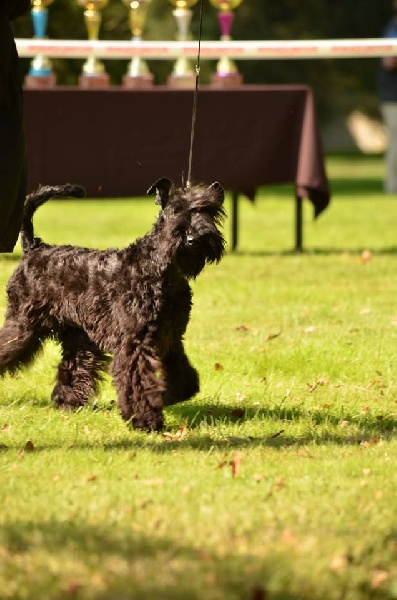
xmin=0 ymin=0 xmax=30 ymax=252
xmin=378 ymin=0 xmax=397 ymax=194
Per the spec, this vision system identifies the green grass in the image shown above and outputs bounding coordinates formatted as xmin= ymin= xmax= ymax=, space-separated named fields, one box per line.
xmin=0 ymin=154 xmax=396 ymax=600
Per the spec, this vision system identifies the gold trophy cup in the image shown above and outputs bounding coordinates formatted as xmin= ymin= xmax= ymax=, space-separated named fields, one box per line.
xmin=25 ymin=0 xmax=57 ymax=88
xmin=76 ymin=0 xmax=110 ymax=88
xmin=209 ymin=0 xmax=244 ymax=87
xmin=168 ymin=0 xmax=199 ymax=88
xmin=122 ymin=0 xmax=153 ymax=88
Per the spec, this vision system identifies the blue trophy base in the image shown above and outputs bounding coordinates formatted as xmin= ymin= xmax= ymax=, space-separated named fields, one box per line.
xmin=24 ymin=73 xmax=56 ymax=89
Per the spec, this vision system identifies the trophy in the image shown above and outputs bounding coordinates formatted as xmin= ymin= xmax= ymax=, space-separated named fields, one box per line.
xmin=168 ymin=0 xmax=199 ymax=88
xmin=209 ymin=0 xmax=244 ymax=87
xmin=76 ymin=0 xmax=110 ymax=88
xmin=122 ymin=0 xmax=153 ymax=88
xmin=25 ymin=0 xmax=56 ymax=88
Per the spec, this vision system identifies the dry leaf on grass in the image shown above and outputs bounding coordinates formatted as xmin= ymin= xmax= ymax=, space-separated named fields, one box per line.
xmin=360 ymin=249 xmax=372 ymax=264
xmin=63 ymin=581 xmax=83 ymax=595
xmin=371 ymin=570 xmax=389 ymax=589
xmin=214 ymin=362 xmax=224 ymax=371
xmin=161 ymin=421 xmax=188 ymax=442
xmin=307 ymin=376 xmax=329 ymax=392
xmin=330 ymin=554 xmax=348 ymax=573
xmin=141 ymin=478 xmax=164 ymax=486
xmin=230 ymin=452 xmax=241 ymax=477
xmin=218 ymin=452 xmax=242 ymax=477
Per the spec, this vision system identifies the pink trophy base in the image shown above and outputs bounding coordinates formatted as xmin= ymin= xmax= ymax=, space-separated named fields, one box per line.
xmin=210 ymin=72 xmax=243 ymax=88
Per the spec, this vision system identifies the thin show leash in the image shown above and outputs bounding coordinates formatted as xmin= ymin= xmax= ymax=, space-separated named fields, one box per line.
xmin=186 ymin=0 xmax=205 ymax=189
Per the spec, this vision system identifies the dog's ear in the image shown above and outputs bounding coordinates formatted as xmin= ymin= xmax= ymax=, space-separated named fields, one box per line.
xmin=147 ymin=178 xmax=173 ymax=208
xmin=208 ymin=182 xmax=224 ymax=205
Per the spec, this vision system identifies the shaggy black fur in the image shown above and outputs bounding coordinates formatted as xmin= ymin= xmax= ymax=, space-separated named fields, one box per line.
xmin=0 ymin=179 xmax=225 ymax=431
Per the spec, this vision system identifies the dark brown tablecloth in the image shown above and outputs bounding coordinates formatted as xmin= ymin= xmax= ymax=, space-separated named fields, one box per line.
xmin=23 ymin=85 xmax=330 ymax=218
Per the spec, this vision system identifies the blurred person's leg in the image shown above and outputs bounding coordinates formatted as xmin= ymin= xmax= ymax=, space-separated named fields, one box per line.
xmin=381 ymin=102 xmax=397 ymax=193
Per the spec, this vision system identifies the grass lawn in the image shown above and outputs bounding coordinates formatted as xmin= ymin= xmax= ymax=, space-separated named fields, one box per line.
xmin=0 ymin=154 xmax=396 ymax=599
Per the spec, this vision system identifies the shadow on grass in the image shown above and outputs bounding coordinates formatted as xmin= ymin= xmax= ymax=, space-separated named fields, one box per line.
xmin=1 ymin=399 xmax=392 ymax=454
xmin=2 ymin=519 xmax=394 ymax=600
xmin=0 ymin=520 xmax=329 ymax=600
xmin=229 ymin=246 xmax=397 ymax=257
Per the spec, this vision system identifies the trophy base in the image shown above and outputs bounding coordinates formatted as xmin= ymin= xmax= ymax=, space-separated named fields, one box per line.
xmin=79 ymin=73 xmax=110 ymax=89
xmin=167 ymin=74 xmax=197 ymax=89
xmin=24 ymin=73 xmax=57 ymax=89
xmin=123 ymin=74 xmax=154 ymax=89
xmin=210 ymin=72 xmax=244 ymax=88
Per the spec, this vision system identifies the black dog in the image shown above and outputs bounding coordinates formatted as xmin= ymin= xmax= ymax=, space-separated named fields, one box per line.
xmin=0 ymin=180 xmax=225 ymax=431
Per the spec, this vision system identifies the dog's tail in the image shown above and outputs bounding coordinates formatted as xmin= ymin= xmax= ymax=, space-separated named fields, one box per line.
xmin=21 ymin=183 xmax=86 ymax=253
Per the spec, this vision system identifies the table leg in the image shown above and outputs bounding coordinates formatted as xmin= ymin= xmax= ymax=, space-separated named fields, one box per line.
xmin=295 ymin=195 xmax=303 ymax=252
xmin=231 ymin=191 xmax=239 ymax=252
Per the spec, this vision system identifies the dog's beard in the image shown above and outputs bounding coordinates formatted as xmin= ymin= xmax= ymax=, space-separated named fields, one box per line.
xmin=177 ymin=232 xmax=225 ymax=279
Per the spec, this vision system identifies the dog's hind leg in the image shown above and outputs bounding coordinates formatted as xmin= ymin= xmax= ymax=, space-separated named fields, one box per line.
xmin=52 ymin=328 xmax=108 ymax=410
xmin=162 ymin=341 xmax=199 ymax=406
xmin=0 ymin=318 xmax=44 ymax=375
xmin=111 ymin=340 xmax=165 ymax=431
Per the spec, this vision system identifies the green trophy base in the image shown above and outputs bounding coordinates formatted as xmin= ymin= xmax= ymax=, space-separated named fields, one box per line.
xmin=123 ymin=74 xmax=154 ymax=89
xmin=210 ymin=72 xmax=244 ymax=88
xmin=79 ymin=73 xmax=110 ymax=89
xmin=24 ymin=73 xmax=57 ymax=89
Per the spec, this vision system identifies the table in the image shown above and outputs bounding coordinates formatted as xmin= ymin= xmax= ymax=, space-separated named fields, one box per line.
xmin=23 ymin=86 xmax=330 ymax=251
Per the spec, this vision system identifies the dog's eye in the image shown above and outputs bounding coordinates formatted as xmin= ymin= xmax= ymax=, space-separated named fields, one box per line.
xmin=186 ymin=234 xmax=194 ymax=245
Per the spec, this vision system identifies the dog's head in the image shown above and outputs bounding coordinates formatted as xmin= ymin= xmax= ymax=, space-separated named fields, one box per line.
xmin=147 ymin=178 xmax=226 ymax=278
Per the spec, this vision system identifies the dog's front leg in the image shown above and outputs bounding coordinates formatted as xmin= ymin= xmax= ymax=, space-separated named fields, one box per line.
xmin=111 ymin=342 xmax=165 ymax=432
xmin=162 ymin=340 xmax=199 ymax=406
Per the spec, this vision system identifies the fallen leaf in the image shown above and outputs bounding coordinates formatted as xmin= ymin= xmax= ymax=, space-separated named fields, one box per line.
xmin=141 ymin=478 xmax=164 ymax=486
xmin=330 ymin=554 xmax=347 ymax=573
xmin=161 ymin=421 xmax=188 ymax=442
xmin=371 ymin=570 xmax=389 ymax=589
xmin=360 ymin=249 xmax=372 ymax=264
xmin=304 ymin=325 xmax=317 ymax=333
xmin=307 ymin=376 xmax=329 ymax=392
xmin=1 ymin=424 xmax=8 ymax=431
xmin=64 ymin=581 xmax=83 ymax=595
xmin=85 ymin=474 xmax=97 ymax=483
xmin=265 ymin=331 xmax=281 ymax=342
xmin=281 ymin=529 xmax=297 ymax=545
xmin=214 ymin=362 xmax=224 ymax=371
xmin=230 ymin=452 xmax=241 ymax=477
